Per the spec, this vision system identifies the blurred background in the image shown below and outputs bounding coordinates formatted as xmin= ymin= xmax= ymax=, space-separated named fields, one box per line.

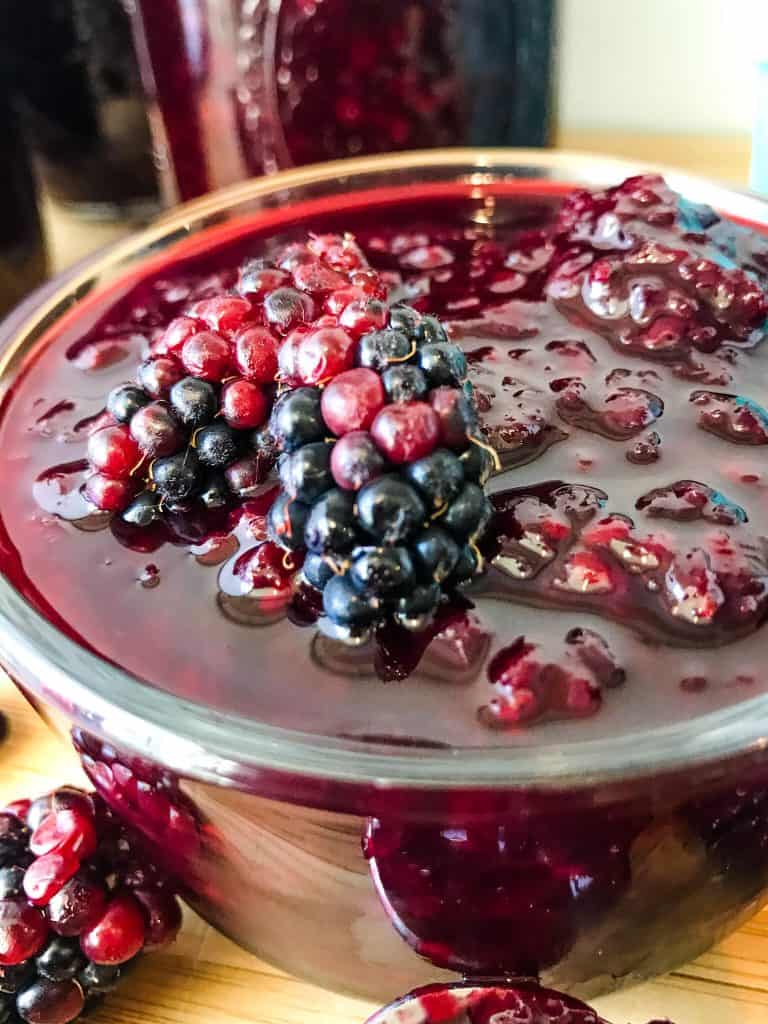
xmin=0 ymin=0 xmax=765 ymax=318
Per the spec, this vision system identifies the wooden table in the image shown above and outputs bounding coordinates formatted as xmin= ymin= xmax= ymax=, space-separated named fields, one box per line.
xmin=22 ymin=133 xmax=768 ymax=1024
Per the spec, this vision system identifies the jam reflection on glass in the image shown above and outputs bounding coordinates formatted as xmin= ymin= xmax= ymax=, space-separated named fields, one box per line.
xmin=2 ymin=173 xmax=768 ymax=997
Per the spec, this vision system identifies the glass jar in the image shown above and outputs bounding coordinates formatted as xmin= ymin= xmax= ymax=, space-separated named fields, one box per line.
xmin=1 ymin=0 xmax=159 ymax=218
xmin=0 ymin=75 xmax=47 ymax=318
xmin=1 ymin=151 xmax=768 ymax=1005
xmin=131 ymin=0 xmax=555 ymax=201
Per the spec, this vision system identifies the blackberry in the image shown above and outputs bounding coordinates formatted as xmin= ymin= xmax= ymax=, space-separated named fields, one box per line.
xmin=266 ymin=304 xmax=495 ymax=643
xmin=0 ymin=787 xmax=181 ymax=1024
xmin=81 ymin=235 xmax=495 ymax=642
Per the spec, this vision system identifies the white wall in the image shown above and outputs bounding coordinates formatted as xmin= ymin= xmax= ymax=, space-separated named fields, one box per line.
xmin=556 ymin=0 xmax=768 ymax=135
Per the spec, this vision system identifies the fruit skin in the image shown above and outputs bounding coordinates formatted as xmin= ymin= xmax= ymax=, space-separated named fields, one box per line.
xmin=357 ymin=477 xmax=426 ymax=545
xmin=137 ymin=356 xmax=184 ymax=399
xmin=83 ymin=474 xmax=136 ymax=514
xmin=220 ymin=379 xmax=268 ymax=430
xmin=0 ymin=901 xmax=47 ymax=966
xmin=16 ymin=977 xmax=84 ymax=1024
xmin=330 ymin=432 xmax=385 ymax=491
xmin=412 ymin=527 xmax=460 ymax=584
xmin=129 ymin=404 xmax=184 ymax=458
xmin=296 ymin=327 xmax=356 ymax=385
xmin=234 ymin=326 xmax=279 ymax=382
xmin=370 ymin=402 xmax=440 ymax=464
xmin=180 ymin=331 xmax=231 ymax=382
xmin=357 ymin=328 xmax=413 ymax=371
xmin=429 ymin=386 xmax=478 ymax=449
xmin=304 ymin=489 xmax=360 ymax=554
xmin=442 ymin=483 xmax=492 ymax=540
xmin=279 ymin=443 xmax=333 ymax=504
xmin=302 ymin=553 xmax=335 ymax=590
xmin=194 ymin=423 xmax=239 ymax=469
xmin=349 ymin=547 xmax=416 ymax=596
xmin=404 ymin=449 xmax=464 ymax=509
xmin=224 ymin=455 xmax=270 ymax=498
xmin=320 ymin=368 xmax=385 ymax=435
xmin=382 ymin=365 xmax=428 ymax=403
xmin=458 ymin=443 xmax=494 ymax=485
xmin=79 ymin=893 xmax=145 ymax=966
xmin=122 ymin=492 xmax=162 ymax=528
xmin=267 ymin=494 xmax=311 ymax=551
xmin=106 ymin=385 xmax=149 ymax=425
xmin=169 ymin=377 xmax=217 ymax=428
xmin=263 ymin=287 xmax=315 ymax=333
xmin=86 ymin=427 xmax=140 ymax=480
xmin=35 ymin=939 xmax=85 ymax=983
xmin=418 ymin=342 xmax=467 ymax=386
xmin=323 ymin=574 xmax=380 ymax=626
xmin=270 ymin=387 xmax=325 ymax=452
xmin=397 ymin=583 xmax=442 ymax=625
xmin=152 ymin=451 xmax=201 ymax=503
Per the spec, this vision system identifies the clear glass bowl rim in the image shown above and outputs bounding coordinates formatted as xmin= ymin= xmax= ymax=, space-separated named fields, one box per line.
xmin=2 ymin=147 xmax=768 ymax=792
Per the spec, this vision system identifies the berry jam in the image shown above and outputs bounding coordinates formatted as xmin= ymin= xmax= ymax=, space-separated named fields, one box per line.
xmin=3 ymin=175 xmax=768 ymax=745
xmin=3 ymin=175 xmax=768 ymax=1003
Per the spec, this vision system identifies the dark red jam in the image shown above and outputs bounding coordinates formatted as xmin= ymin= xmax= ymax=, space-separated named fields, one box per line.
xmin=2 ymin=175 xmax=768 ymax=747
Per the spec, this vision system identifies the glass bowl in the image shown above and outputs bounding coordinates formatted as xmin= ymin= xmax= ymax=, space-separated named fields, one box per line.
xmin=1 ymin=150 xmax=768 ymax=1004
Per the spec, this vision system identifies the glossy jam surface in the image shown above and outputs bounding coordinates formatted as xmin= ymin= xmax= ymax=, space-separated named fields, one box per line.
xmin=2 ymin=177 xmax=768 ymax=749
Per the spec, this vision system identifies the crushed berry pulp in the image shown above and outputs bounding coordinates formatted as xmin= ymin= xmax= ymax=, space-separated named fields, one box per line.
xmin=2 ymin=177 xmax=768 ymax=746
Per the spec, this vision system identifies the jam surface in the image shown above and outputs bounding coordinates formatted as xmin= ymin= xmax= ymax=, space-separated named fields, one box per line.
xmin=2 ymin=176 xmax=768 ymax=748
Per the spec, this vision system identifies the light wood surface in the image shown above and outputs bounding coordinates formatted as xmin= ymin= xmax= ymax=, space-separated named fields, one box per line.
xmin=23 ymin=132 xmax=767 ymax=1023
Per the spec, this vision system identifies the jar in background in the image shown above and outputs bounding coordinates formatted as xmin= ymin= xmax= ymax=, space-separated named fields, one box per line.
xmin=0 ymin=84 xmax=47 ymax=319
xmin=132 ymin=0 xmax=555 ymax=202
xmin=1 ymin=0 xmax=159 ymax=220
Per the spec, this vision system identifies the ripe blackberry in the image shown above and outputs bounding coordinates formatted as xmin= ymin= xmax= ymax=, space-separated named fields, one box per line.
xmin=267 ymin=304 xmax=496 ymax=643
xmin=84 ymin=234 xmax=386 ymax=523
xmin=0 ymin=787 xmax=181 ymax=1024
xmin=80 ymin=235 xmax=496 ymax=644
